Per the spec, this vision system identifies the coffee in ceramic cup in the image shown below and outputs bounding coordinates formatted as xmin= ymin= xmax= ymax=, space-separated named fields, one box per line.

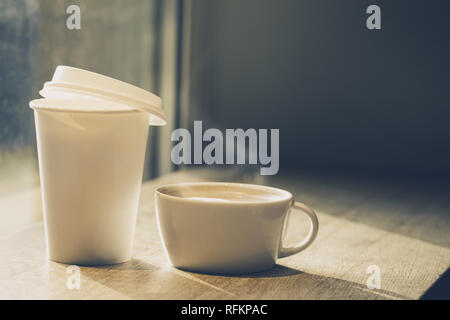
xmin=155 ymin=182 xmax=319 ymax=274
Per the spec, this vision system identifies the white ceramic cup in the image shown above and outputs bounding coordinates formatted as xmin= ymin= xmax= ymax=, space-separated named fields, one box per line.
xmin=34 ymin=107 xmax=149 ymax=265
xmin=155 ymin=182 xmax=319 ymax=274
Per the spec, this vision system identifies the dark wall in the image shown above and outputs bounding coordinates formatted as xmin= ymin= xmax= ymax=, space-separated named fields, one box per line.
xmin=186 ymin=0 xmax=450 ymax=177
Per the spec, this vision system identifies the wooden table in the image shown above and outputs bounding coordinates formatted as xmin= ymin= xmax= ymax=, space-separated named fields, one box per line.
xmin=1 ymin=168 xmax=449 ymax=299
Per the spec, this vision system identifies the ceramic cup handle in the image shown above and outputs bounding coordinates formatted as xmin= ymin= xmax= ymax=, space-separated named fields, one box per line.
xmin=278 ymin=200 xmax=319 ymax=258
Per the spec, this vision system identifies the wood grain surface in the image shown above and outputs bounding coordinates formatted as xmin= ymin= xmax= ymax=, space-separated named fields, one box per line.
xmin=1 ymin=168 xmax=449 ymax=299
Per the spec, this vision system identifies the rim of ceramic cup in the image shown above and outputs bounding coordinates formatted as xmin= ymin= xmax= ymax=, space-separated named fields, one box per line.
xmin=155 ymin=182 xmax=293 ymax=205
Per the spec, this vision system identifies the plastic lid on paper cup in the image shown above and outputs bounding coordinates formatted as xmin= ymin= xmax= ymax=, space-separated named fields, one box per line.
xmin=29 ymin=66 xmax=166 ymax=125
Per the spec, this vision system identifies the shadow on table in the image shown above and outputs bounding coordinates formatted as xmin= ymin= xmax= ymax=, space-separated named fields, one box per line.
xmin=421 ymin=267 xmax=450 ymax=300
xmin=176 ymin=264 xmax=303 ymax=278
xmin=92 ymin=258 xmax=158 ymax=271
xmin=242 ymin=169 xmax=450 ymax=249
xmin=232 ymin=264 xmax=303 ymax=278
xmin=82 ymin=261 xmax=412 ymax=300
xmin=188 ymin=264 xmax=412 ymax=300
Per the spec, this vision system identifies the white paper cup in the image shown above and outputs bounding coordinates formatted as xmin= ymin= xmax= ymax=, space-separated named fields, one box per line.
xmin=30 ymin=66 xmax=166 ymax=265
xmin=33 ymin=106 xmax=149 ymax=265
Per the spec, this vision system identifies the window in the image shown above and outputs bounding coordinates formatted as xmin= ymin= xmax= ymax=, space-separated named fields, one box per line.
xmin=0 ymin=0 xmax=181 ymax=235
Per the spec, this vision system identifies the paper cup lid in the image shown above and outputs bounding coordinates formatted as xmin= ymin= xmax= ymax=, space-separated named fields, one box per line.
xmin=34 ymin=66 xmax=166 ymax=125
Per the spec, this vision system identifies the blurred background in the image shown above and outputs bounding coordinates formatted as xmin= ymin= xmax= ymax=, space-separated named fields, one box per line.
xmin=1 ymin=0 xmax=450 ymax=235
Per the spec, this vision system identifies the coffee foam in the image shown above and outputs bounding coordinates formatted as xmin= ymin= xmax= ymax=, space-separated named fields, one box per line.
xmin=158 ymin=183 xmax=292 ymax=203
